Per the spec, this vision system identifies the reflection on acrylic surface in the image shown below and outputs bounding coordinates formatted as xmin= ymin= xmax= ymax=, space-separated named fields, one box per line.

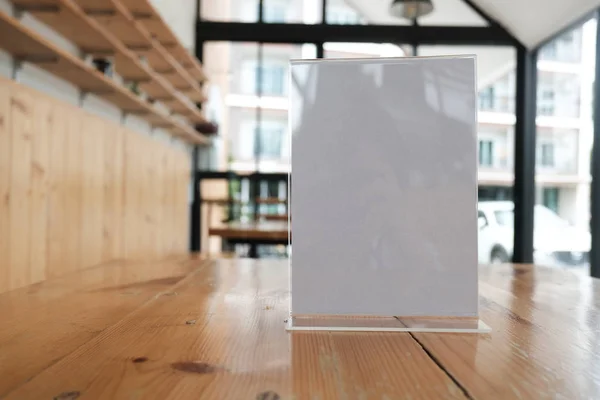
xmin=290 ymin=57 xmax=479 ymax=317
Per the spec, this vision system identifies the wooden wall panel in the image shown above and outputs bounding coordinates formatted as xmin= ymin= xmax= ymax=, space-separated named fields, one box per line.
xmin=0 ymin=86 xmax=10 ymax=294
xmin=9 ymin=88 xmax=33 ymax=290
xmin=47 ymin=102 xmax=68 ymax=279
xmin=62 ymin=108 xmax=83 ymax=278
xmin=102 ymin=124 xmax=124 ymax=261
xmin=0 ymin=77 xmax=191 ymax=294
xmin=29 ymin=96 xmax=52 ymax=284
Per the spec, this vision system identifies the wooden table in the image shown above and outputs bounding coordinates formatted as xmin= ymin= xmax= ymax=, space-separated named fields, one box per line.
xmin=1 ymin=257 xmax=599 ymax=399
xmin=209 ymin=221 xmax=289 ymax=257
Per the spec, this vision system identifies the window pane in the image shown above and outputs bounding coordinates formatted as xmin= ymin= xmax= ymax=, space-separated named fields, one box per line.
xmin=201 ymin=0 xmax=259 ymax=22
xmin=203 ymin=42 xmax=259 ymax=171
xmin=324 ymin=0 xmax=486 ymax=26
xmin=326 ymin=0 xmax=366 ymax=24
xmin=263 ymin=0 xmax=322 ymax=24
xmin=535 ymin=19 xmax=595 ymax=275
xmin=204 ymin=41 xmax=315 ymax=173
xmin=253 ymin=44 xmax=316 ymax=172
xmin=324 ymin=42 xmax=406 ymax=58
xmin=421 ymin=46 xmax=516 ymax=265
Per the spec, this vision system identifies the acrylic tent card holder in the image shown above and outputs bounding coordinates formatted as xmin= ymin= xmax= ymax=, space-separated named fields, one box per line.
xmin=288 ymin=56 xmax=490 ymax=333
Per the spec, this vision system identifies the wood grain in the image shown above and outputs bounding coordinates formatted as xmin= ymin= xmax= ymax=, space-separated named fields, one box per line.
xmin=413 ymin=264 xmax=600 ymax=399
xmin=0 ymin=84 xmax=10 ymax=294
xmin=9 ymin=87 xmax=33 ymax=290
xmin=0 ymin=255 xmax=204 ymax=397
xmin=0 ymin=77 xmax=192 ymax=293
xmin=2 ymin=260 xmax=600 ymax=398
xmin=1 ymin=258 xmax=466 ymax=400
xmin=29 ymin=95 xmax=52 ymax=284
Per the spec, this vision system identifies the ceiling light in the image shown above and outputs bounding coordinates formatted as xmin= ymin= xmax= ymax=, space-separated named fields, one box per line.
xmin=390 ymin=0 xmax=434 ymax=19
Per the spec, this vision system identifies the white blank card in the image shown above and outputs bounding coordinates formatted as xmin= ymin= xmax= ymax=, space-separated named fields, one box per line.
xmin=290 ymin=56 xmax=478 ymax=318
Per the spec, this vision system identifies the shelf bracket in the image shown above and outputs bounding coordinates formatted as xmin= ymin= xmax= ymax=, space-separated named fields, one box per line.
xmin=131 ymin=78 xmax=152 ymax=84
xmin=84 ymin=9 xmax=116 ymax=17
xmin=128 ymin=45 xmax=153 ymax=52
xmin=84 ymin=49 xmax=115 ymax=57
xmin=124 ymin=109 xmax=150 ymax=115
xmin=155 ymin=68 xmax=175 ymax=74
xmin=20 ymin=55 xmax=59 ymax=64
xmin=131 ymin=12 xmax=153 ymax=20
xmin=14 ymin=4 xmax=59 ymax=13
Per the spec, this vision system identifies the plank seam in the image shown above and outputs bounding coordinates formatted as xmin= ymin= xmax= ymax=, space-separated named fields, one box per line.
xmin=407 ymin=332 xmax=474 ymax=400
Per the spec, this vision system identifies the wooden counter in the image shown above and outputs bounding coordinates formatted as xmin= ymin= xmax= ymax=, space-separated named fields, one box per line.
xmin=0 ymin=258 xmax=599 ymax=399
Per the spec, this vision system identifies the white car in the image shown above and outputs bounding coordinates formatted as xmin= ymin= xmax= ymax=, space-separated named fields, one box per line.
xmin=478 ymin=201 xmax=591 ymax=266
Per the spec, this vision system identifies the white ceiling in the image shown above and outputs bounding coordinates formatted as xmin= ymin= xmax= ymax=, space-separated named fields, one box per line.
xmin=475 ymin=0 xmax=599 ymax=48
xmin=348 ymin=0 xmax=600 ymax=48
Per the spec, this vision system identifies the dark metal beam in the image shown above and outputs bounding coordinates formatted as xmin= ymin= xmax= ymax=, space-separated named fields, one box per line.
xmin=196 ymin=21 xmax=517 ymax=46
xmin=590 ymin=9 xmax=600 ymax=278
xmin=316 ymin=42 xmax=324 ymax=58
xmin=190 ymin=146 xmax=201 ymax=252
xmin=513 ymin=45 xmax=537 ymax=264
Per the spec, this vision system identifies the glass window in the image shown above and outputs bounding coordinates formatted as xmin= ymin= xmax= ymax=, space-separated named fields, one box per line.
xmin=324 ymin=0 xmax=487 ymax=26
xmin=538 ymin=71 xmax=579 ymax=118
xmin=479 ymin=140 xmax=494 ymax=167
xmin=204 ymin=41 xmax=315 ymax=172
xmin=263 ymin=0 xmax=287 ymax=22
xmin=260 ymin=63 xmax=287 ymax=96
xmin=241 ymin=60 xmax=288 ymax=96
xmin=324 ymin=42 xmax=406 ymax=58
xmin=539 ymin=143 xmax=555 ymax=167
xmin=478 ymin=87 xmax=495 ymax=111
xmin=326 ymin=0 xmax=365 ymax=24
xmin=420 ymin=46 xmax=516 ymax=179
xmin=535 ymin=18 xmax=595 ymax=275
xmin=539 ymin=29 xmax=583 ymax=63
xmin=257 ymin=121 xmax=285 ymax=159
xmin=263 ymin=0 xmax=322 ymax=24
xmin=201 ymin=0 xmax=259 ymax=22
xmin=542 ymin=188 xmax=560 ymax=213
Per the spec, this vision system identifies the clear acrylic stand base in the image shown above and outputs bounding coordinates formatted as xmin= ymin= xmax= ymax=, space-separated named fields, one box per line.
xmin=287 ymin=315 xmax=491 ymax=333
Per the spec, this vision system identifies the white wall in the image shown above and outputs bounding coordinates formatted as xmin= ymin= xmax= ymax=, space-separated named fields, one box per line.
xmin=0 ymin=0 xmax=191 ymax=154
xmin=150 ymin=0 xmax=196 ymax=51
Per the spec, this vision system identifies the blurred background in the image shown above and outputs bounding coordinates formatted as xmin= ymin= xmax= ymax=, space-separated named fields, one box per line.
xmin=196 ymin=0 xmax=597 ymax=274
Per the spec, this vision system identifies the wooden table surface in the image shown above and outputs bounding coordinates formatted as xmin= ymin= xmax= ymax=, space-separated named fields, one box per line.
xmin=1 ymin=257 xmax=599 ymax=399
xmin=209 ymin=221 xmax=289 ymax=241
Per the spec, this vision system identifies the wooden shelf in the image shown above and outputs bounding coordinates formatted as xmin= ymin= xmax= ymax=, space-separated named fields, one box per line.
xmin=118 ymin=0 xmax=207 ymax=82
xmin=10 ymin=0 xmax=208 ymax=125
xmin=76 ymin=0 xmax=205 ymax=101
xmin=0 ymin=9 xmax=207 ymax=144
